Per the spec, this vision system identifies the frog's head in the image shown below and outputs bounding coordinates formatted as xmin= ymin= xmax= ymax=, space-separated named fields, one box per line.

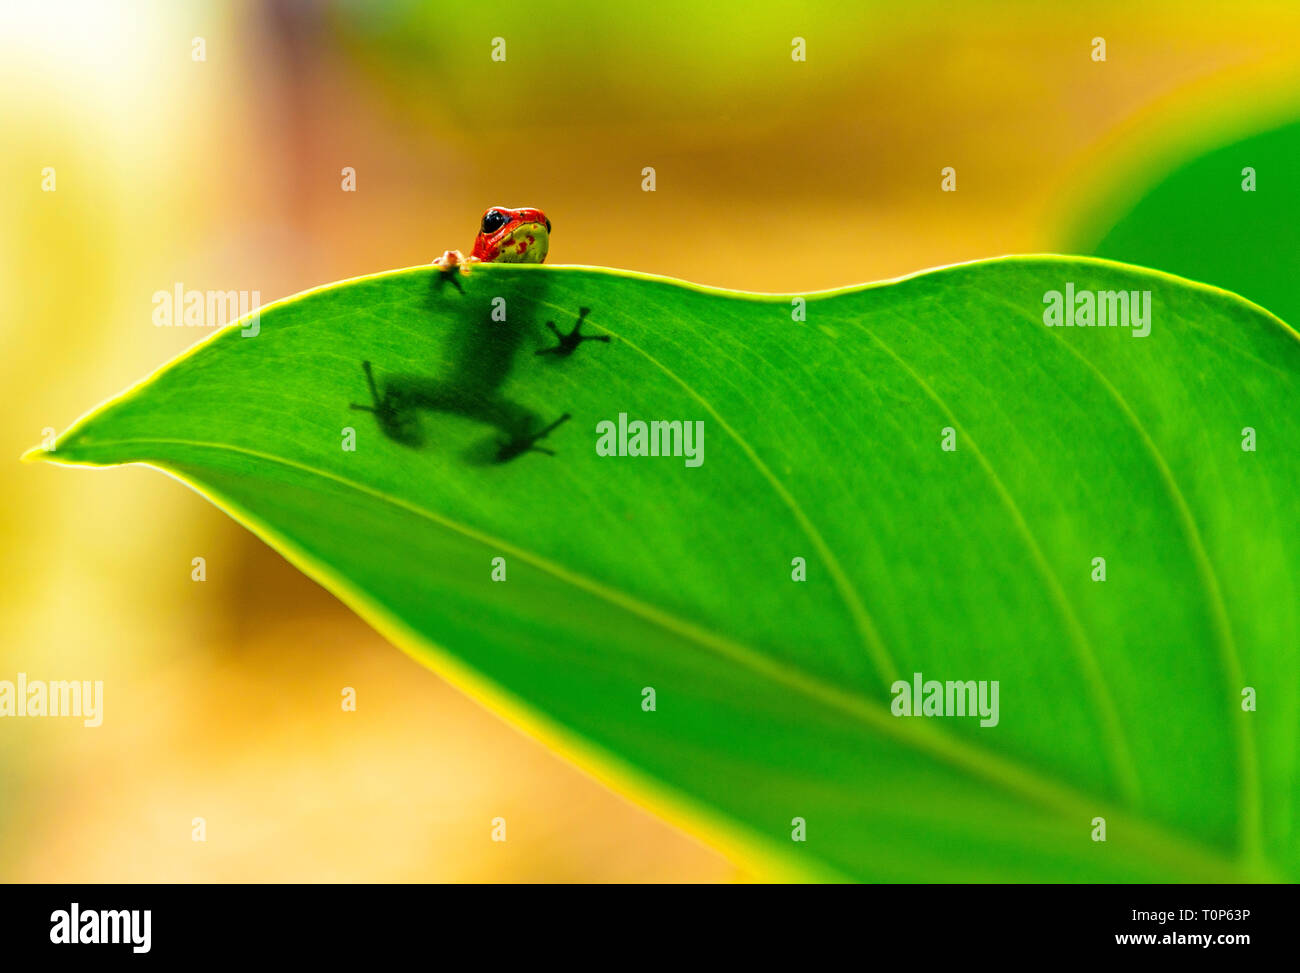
xmin=470 ymin=206 xmax=550 ymax=263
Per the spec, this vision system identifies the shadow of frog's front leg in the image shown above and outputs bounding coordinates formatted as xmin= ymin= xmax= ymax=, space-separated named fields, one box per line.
xmin=535 ymin=307 xmax=610 ymax=358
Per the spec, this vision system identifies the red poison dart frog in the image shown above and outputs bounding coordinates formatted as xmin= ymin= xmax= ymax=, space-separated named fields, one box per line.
xmin=349 ymin=203 xmax=604 ymax=462
xmin=434 ymin=206 xmax=551 ymax=273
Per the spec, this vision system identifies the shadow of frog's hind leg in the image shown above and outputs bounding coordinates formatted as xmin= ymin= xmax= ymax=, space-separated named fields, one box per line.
xmin=493 ymin=412 xmax=572 ymax=463
xmin=381 ymin=379 xmax=554 ymax=465
xmin=459 ymin=393 xmax=559 ymax=464
xmin=350 ymin=361 xmax=424 ymax=446
xmin=353 ymin=363 xmax=570 ymax=464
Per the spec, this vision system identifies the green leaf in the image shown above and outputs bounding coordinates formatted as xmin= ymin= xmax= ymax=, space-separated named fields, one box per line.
xmin=30 ymin=258 xmax=1300 ymax=882
xmin=1069 ymin=118 xmax=1300 ymax=328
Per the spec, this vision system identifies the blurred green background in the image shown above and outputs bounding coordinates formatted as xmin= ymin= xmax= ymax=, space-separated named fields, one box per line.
xmin=2 ymin=0 xmax=1298 ymax=882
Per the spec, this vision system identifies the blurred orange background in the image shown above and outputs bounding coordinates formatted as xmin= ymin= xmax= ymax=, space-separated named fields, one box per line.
xmin=2 ymin=0 xmax=1298 ymax=881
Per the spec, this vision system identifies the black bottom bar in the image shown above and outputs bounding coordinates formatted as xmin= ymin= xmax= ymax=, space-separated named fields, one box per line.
xmin=0 ymin=883 xmax=1279 ymax=960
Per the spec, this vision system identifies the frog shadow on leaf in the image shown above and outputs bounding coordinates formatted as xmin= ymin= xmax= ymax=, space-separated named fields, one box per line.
xmin=349 ymin=271 xmax=609 ymax=464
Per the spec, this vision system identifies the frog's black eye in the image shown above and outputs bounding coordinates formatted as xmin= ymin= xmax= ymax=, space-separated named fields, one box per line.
xmin=545 ymin=218 xmax=552 ymax=233
xmin=481 ymin=209 xmax=510 ymax=234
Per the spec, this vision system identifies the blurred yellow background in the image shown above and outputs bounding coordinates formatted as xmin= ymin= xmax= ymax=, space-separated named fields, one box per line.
xmin=3 ymin=0 xmax=1298 ymax=882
